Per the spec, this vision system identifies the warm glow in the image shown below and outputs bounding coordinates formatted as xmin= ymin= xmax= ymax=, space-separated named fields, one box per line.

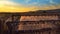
xmin=0 ymin=0 xmax=60 ymax=12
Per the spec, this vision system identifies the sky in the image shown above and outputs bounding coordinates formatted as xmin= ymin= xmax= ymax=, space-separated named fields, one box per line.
xmin=0 ymin=0 xmax=60 ymax=12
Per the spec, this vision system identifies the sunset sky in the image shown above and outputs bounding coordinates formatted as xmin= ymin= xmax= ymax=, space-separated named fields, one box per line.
xmin=0 ymin=0 xmax=60 ymax=12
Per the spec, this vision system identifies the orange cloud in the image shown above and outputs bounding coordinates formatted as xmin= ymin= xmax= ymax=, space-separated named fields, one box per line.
xmin=0 ymin=0 xmax=60 ymax=12
xmin=0 ymin=5 xmax=60 ymax=12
